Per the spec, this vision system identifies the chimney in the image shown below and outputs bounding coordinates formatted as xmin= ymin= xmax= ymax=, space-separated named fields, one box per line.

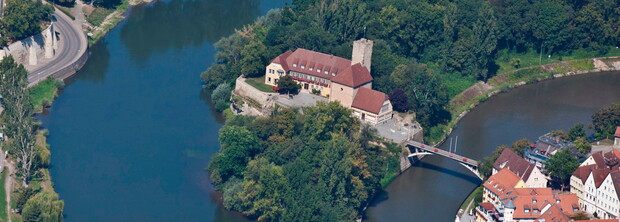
xmin=351 ymin=38 xmax=373 ymax=72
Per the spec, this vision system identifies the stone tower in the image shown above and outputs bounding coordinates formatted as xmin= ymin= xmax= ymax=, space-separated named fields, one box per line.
xmin=351 ymin=38 xmax=373 ymax=72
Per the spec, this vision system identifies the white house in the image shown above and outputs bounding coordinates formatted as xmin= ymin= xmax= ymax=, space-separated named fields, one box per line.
xmin=571 ymin=150 xmax=620 ymax=219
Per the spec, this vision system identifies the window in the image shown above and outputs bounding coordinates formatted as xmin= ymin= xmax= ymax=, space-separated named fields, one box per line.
xmin=301 ymin=65 xmax=305 ymax=69
xmin=324 ymin=70 xmax=329 ymax=74
xmin=525 ymin=209 xmax=530 ymax=213
xmin=317 ymin=69 xmax=321 ymax=73
xmin=309 ymin=67 xmax=313 ymax=71
xmin=268 ymin=77 xmax=271 ymax=82
xmin=341 ymin=88 xmax=343 ymax=91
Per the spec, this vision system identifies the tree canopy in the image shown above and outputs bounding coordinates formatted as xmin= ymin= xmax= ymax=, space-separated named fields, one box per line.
xmin=207 ymin=102 xmax=397 ymax=221
xmin=592 ymin=102 xmax=620 ymax=139
xmin=1 ymin=0 xmax=53 ymax=45
xmin=201 ymin=0 xmax=620 ymax=133
xmin=546 ymin=148 xmax=579 ymax=190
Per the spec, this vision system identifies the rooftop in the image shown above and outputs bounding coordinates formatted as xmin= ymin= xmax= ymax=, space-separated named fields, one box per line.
xmin=351 ymin=87 xmax=388 ymax=114
xmin=615 ymin=126 xmax=620 ymax=138
xmin=494 ymin=149 xmax=537 ymax=182
xmin=330 ymin=63 xmax=373 ymax=88
xmin=484 ymin=168 xmax=523 ymax=202
xmin=271 ymin=48 xmax=358 ymax=82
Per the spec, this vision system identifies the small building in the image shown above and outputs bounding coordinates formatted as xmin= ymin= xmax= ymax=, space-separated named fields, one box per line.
xmin=525 ymin=133 xmax=584 ymax=170
xmin=493 ymin=149 xmax=548 ymax=188
xmin=615 ymin=126 xmax=620 ymax=147
xmin=475 ymin=202 xmax=500 ymax=222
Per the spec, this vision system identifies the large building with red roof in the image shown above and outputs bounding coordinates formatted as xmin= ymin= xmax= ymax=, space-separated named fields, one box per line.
xmin=264 ymin=39 xmax=393 ymax=124
xmin=570 ymin=150 xmax=620 ymax=219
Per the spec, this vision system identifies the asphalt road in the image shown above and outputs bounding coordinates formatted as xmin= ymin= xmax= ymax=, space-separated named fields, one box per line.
xmin=28 ymin=8 xmax=88 ymax=86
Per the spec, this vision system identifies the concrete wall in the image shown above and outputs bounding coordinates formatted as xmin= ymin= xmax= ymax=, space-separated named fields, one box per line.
xmin=6 ymin=28 xmax=48 ymax=66
xmin=234 ymin=76 xmax=279 ymax=112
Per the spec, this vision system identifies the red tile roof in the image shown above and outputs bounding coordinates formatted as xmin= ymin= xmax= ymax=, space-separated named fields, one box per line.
xmin=615 ymin=126 xmax=620 ymax=137
xmin=484 ymin=169 xmax=522 ymax=201
xmin=534 ymin=204 xmax=570 ymax=222
xmin=330 ymin=63 xmax=373 ymax=88
xmin=494 ymin=149 xmax=537 ymax=182
xmin=555 ymin=193 xmax=579 ymax=216
xmin=572 ymin=164 xmax=597 ymax=184
xmin=271 ymin=49 xmax=353 ymax=81
xmin=574 ymin=220 xmax=620 ymax=222
xmin=351 ymin=87 xmax=389 ymax=114
xmin=478 ymin=202 xmax=495 ymax=211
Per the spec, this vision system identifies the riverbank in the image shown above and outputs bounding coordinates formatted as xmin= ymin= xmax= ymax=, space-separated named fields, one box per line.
xmin=86 ymin=0 xmax=155 ymax=45
xmin=427 ymin=56 xmax=620 ymax=146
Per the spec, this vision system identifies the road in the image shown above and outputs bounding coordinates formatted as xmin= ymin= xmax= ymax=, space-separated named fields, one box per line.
xmin=28 ymin=7 xmax=88 ymax=87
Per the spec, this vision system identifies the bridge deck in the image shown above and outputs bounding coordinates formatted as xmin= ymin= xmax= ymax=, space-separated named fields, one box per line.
xmin=406 ymin=141 xmax=478 ymax=166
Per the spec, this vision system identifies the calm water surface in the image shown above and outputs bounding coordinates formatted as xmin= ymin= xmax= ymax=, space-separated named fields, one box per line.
xmin=39 ymin=0 xmax=286 ymax=221
xmin=365 ymin=72 xmax=620 ymax=221
xmin=38 ymin=0 xmax=620 ymax=221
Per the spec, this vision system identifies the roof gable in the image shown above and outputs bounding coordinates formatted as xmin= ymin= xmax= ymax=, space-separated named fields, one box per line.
xmin=615 ymin=126 xmax=620 ymax=138
xmin=351 ymin=87 xmax=389 ymax=114
xmin=331 ymin=63 xmax=373 ymax=88
xmin=494 ymin=149 xmax=537 ymax=182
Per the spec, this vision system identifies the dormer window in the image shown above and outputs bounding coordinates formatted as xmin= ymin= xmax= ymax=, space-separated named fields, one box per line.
xmin=524 ymin=209 xmax=530 ymax=213
xmin=301 ymin=65 xmax=305 ymax=69
xmin=324 ymin=70 xmax=328 ymax=74
xmin=332 ymin=72 xmax=336 ymax=76
xmin=309 ymin=67 xmax=313 ymax=71
xmin=533 ymin=200 xmax=537 ymax=204
xmin=533 ymin=209 xmax=539 ymax=214
xmin=293 ymin=63 xmax=298 ymax=67
xmin=317 ymin=69 xmax=321 ymax=73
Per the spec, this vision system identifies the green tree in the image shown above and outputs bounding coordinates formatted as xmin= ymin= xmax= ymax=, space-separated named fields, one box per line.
xmin=592 ymin=102 xmax=620 ymax=139
xmin=276 ymin=75 xmax=300 ymax=95
xmin=546 ymin=148 xmax=579 ymax=190
xmin=528 ymin=1 xmax=571 ymax=53
xmin=240 ymin=40 xmax=269 ymax=78
xmin=550 ymin=129 xmax=570 ymax=141
xmin=574 ymin=137 xmax=591 ymax=155
xmin=0 ymin=56 xmax=38 ymax=186
xmin=211 ymin=83 xmax=232 ymax=112
xmin=1 ymin=0 xmax=53 ymax=44
xmin=21 ymin=191 xmax=64 ymax=222
xmin=391 ymin=61 xmax=449 ymax=128
xmin=510 ymin=138 xmax=530 ymax=157
xmin=569 ymin=123 xmax=586 ymax=141
xmin=207 ymin=126 xmax=260 ymax=185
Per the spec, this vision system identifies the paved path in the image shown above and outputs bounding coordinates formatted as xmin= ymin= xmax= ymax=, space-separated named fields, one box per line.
xmin=27 ymin=6 xmax=88 ymax=87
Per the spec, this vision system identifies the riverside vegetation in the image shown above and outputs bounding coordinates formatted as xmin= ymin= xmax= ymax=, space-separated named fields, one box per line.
xmin=201 ymin=0 xmax=620 ymax=143
xmin=202 ymin=0 xmax=620 ymax=220
xmin=0 ymin=0 xmax=53 ymax=46
xmin=207 ymin=102 xmax=401 ymax=221
xmin=0 ymin=56 xmax=64 ymax=222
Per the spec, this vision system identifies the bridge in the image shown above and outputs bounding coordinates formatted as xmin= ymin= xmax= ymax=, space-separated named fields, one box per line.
xmin=406 ymin=140 xmax=483 ymax=180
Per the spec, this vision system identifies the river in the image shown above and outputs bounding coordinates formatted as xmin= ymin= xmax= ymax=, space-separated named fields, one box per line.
xmin=37 ymin=0 xmax=620 ymax=221
xmin=39 ymin=0 xmax=286 ymax=221
xmin=364 ymin=71 xmax=620 ymax=221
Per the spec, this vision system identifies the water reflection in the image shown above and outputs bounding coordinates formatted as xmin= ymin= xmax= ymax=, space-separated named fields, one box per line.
xmin=120 ymin=0 xmax=261 ymax=63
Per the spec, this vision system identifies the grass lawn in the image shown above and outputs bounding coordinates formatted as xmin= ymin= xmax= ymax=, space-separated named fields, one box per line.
xmin=459 ymin=185 xmax=482 ymax=213
xmin=0 ymin=168 xmax=7 ymax=222
xmin=245 ymin=76 xmax=276 ymax=93
xmin=85 ymin=6 xmax=114 ymax=26
xmin=29 ymin=78 xmax=59 ymax=113
xmin=55 ymin=5 xmax=75 ymax=20
xmin=495 ymin=47 xmax=620 ymax=74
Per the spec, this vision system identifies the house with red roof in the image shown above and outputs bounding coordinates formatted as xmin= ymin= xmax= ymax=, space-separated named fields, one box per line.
xmin=493 ymin=149 xmax=548 ymax=188
xmin=615 ymin=126 xmax=620 ymax=147
xmin=264 ymin=39 xmax=393 ymax=124
xmin=570 ymin=150 xmax=620 ymax=219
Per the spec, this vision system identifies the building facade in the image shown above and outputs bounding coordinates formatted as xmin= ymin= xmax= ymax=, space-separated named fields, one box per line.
xmin=571 ymin=150 xmax=620 ymax=219
xmin=264 ymin=39 xmax=393 ymax=124
xmin=615 ymin=127 xmax=620 ymax=147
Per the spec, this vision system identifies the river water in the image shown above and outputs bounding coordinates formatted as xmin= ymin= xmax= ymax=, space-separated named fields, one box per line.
xmin=39 ymin=0 xmax=285 ymax=221
xmin=364 ymin=72 xmax=620 ymax=221
xmin=37 ymin=0 xmax=620 ymax=221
